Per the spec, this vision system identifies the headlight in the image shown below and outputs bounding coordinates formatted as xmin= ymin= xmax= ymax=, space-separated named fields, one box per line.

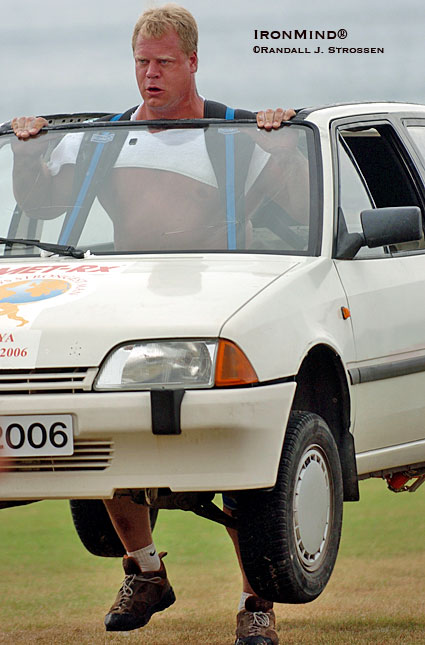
xmin=95 ymin=340 xmax=218 ymax=390
xmin=94 ymin=339 xmax=258 ymax=390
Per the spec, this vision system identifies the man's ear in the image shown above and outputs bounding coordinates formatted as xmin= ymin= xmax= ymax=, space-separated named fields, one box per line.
xmin=189 ymin=50 xmax=198 ymax=73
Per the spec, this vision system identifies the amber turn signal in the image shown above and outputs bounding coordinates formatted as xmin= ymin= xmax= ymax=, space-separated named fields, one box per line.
xmin=215 ymin=339 xmax=258 ymax=387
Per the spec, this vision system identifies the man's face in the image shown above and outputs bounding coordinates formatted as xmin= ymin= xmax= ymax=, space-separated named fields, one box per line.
xmin=133 ymin=29 xmax=198 ymax=115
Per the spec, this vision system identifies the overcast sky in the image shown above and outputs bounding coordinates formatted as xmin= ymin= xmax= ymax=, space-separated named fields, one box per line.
xmin=1 ymin=0 xmax=424 ymax=123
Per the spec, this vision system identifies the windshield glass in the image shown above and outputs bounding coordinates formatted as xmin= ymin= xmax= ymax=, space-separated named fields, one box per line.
xmin=0 ymin=121 xmax=317 ymax=256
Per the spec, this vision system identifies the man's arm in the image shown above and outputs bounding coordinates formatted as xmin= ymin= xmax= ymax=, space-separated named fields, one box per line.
xmin=247 ymin=127 xmax=310 ymax=226
xmin=267 ymin=150 xmax=309 ymax=225
xmin=11 ymin=116 xmax=73 ymax=219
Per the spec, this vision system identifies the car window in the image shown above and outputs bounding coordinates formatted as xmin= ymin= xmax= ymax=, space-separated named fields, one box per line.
xmin=40 ymin=198 xmax=114 ymax=248
xmin=336 ymin=137 xmax=384 ymax=259
xmin=0 ymin=122 xmax=318 ymax=257
xmin=406 ymin=125 xmax=425 ymax=157
xmin=336 ymin=125 xmax=425 ymax=258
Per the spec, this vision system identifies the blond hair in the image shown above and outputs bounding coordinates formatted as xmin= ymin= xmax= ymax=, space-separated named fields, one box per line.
xmin=132 ymin=4 xmax=198 ymax=56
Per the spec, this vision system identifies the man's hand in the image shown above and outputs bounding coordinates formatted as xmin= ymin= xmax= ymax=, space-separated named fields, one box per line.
xmin=11 ymin=116 xmax=48 ymax=139
xmin=256 ymin=108 xmax=296 ymax=130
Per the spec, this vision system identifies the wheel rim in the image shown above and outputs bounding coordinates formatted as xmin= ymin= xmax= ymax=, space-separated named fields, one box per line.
xmin=292 ymin=445 xmax=334 ymax=572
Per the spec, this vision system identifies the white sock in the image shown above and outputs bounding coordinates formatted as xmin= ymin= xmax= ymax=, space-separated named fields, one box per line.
xmin=238 ymin=591 xmax=252 ymax=612
xmin=127 ymin=543 xmax=161 ymax=572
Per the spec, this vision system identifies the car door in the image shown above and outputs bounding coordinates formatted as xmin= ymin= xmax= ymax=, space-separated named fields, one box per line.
xmin=332 ymin=118 xmax=425 ymax=457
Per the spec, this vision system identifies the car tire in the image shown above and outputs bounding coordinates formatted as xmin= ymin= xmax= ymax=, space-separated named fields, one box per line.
xmin=69 ymin=499 xmax=158 ymax=557
xmin=237 ymin=410 xmax=343 ymax=603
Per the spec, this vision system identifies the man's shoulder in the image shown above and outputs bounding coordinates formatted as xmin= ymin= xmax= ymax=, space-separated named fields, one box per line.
xmin=97 ymin=107 xmax=139 ymax=122
xmin=203 ymin=100 xmax=255 ymax=120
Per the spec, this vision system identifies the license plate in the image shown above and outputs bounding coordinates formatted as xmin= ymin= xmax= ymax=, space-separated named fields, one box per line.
xmin=0 ymin=415 xmax=73 ymax=457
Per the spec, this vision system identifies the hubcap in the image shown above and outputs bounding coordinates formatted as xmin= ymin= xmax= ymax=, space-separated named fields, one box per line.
xmin=292 ymin=445 xmax=333 ymax=572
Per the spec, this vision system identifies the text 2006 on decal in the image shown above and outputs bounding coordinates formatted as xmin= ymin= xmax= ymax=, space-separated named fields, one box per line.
xmin=0 ymin=346 xmax=27 ymax=358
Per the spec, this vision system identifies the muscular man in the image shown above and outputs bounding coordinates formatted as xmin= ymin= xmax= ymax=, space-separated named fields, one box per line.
xmin=12 ymin=5 xmax=297 ymax=644
xmin=12 ymin=119 xmax=306 ymax=253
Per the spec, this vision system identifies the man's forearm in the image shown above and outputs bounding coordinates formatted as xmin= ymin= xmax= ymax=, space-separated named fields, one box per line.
xmin=12 ymin=152 xmax=71 ymax=220
xmin=260 ymin=150 xmax=310 ymax=225
xmin=276 ymin=151 xmax=310 ymax=224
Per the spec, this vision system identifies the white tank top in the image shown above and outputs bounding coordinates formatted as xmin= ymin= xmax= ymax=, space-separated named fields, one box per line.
xmin=47 ymin=127 xmax=269 ymax=192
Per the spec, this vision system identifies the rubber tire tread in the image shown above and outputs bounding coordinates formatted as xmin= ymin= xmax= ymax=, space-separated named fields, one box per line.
xmin=237 ymin=411 xmax=343 ymax=603
xmin=69 ymin=499 xmax=158 ymax=557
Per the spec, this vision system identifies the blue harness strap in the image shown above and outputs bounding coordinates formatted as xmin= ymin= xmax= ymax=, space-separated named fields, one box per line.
xmin=59 ymin=113 xmax=123 ymax=244
xmin=224 ymin=107 xmax=236 ymax=250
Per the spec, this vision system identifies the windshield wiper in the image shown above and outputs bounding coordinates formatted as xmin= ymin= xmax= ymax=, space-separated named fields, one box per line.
xmin=0 ymin=237 xmax=85 ymax=258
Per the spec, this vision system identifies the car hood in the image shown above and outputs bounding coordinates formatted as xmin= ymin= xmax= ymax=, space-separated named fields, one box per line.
xmin=0 ymin=255 xmax=300 ymax=367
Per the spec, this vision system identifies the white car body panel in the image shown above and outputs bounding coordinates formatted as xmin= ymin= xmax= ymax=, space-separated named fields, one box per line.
xmin=0 ymin=256 xmax=297 ymax=367
xmin=336 ymin=254 xmax=425 ymax=454
xmin=221 ymin=256 xmax=355 ymax=381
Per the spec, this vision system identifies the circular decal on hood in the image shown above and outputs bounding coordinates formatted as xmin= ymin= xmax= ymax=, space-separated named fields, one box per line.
xmin=0 ymin=279 xmax=72 ymax=327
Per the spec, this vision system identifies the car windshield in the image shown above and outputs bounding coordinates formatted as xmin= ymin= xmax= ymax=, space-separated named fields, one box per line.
xmin=0 ymin=120 xmax=318 ymax=256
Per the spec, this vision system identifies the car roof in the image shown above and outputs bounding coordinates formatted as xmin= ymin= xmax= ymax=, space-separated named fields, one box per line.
xmin=296 ymin=101 xmax=425 ymax=127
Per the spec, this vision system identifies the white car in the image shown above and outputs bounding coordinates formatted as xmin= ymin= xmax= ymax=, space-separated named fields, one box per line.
xmin=1 ymin=102 xmax=425 ymax=604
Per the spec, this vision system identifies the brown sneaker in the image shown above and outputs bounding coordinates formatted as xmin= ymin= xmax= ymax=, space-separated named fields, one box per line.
xmin=235 ymin=596 xmax=279 ymax=645
xmin=104 ymin=551 xmax=176 ymax=632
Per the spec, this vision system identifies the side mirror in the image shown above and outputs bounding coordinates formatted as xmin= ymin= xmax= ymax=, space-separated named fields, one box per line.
xmin=361 ymin=206 xmax=422 ymax=248
xmin=336 ymin=206 xmax=422 ymax=259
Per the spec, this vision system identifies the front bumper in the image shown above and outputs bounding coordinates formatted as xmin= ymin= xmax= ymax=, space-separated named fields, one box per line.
xmin=0 ymin=382 xmax=296 ymax=500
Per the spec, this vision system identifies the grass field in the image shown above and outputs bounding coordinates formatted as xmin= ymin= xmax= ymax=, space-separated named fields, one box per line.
xmin=0 ymin=479 xmax=424 ymax=644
